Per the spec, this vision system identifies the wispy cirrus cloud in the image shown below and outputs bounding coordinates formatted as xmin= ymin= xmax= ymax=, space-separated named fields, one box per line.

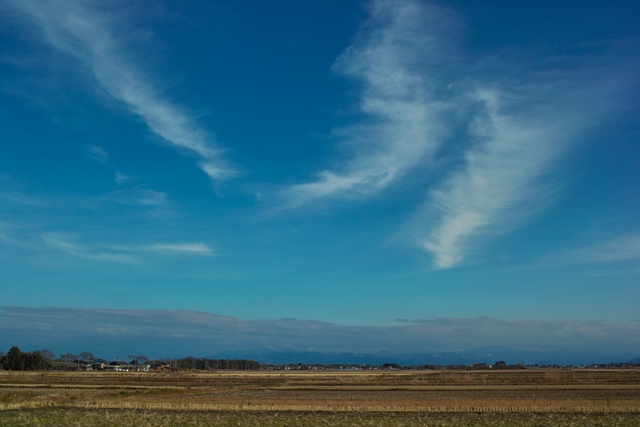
xmin=0 ymin=175 xmax=50 ymax=207
xmin=114 ymin=171 xmax=134 ymax=185
xmin=0 ymin=221 xmax=11 ymax=242
xmin=86 ymin=145 xmax=109 ymax=164
xmin=566 ymin=233 xmax=640 ymax=265
xmin=283 ymin=0 xmax=634 ymax=269
xmin=41 ymin=232 xmax=135 ymax=263
xmin=282 ymin=0 xmax=457 ymax=207
xmin=146 ymin=243 xmax=214 ymax=255
xmin=417 ymin=78 xmax=620 ymax=269
xmin=8 ymin=0 xmax=236 ymax=182
xmin=111 ymin=242 xmax=215 ymax=256
xmin=41 ymin=232 xmax=214 ymax=263
xmin=115 ymin=188 xmax=168 ymax=207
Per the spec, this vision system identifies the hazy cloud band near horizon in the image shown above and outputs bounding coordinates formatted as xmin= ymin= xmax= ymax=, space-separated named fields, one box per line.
xmin=1 ymin=307 xmax=638 ymax=359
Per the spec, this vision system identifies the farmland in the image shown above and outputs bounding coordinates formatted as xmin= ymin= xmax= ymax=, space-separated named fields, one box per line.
xmin=1 ymin=369 xmax=639 ymax=426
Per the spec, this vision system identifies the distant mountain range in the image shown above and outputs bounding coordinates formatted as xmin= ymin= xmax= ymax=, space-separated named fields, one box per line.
xmin=210 ymin=346 xmax=639 ymax=366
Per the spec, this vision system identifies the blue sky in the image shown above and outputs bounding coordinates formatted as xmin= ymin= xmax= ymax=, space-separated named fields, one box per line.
xmin=1 ymin=0 xmax=639 ymax=356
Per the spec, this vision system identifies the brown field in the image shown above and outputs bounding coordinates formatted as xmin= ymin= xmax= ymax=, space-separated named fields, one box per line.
xmin=1 ymin=369 xmax=639 ymax=426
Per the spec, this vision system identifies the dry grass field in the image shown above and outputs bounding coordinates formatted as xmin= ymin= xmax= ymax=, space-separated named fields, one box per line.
xmin=1 ymin=369 xmax=639 ymax=426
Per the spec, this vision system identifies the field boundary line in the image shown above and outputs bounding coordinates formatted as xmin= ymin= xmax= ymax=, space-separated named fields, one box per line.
xmin=2 ymin=401 xmax=640 ymax=414
xmin=0 ymin=384 xmax=190 ymax=390
xmin=3 ymin=384 xmax=640 ymax=391
xmin=273 ymin=384 xmax=640 ymax=391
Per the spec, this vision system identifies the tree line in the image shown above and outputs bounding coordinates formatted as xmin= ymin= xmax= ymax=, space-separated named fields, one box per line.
xmin=0 ymin=347 xmax=262 ymax=371
xmin=169 ymin=357 xmax=261 ymax=370
xmin=0 ymin=347 xmax=49 ymax=371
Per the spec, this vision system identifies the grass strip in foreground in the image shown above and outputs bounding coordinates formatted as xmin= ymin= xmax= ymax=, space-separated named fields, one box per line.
xmin=2 ymin=409 xmax=640 ymax=427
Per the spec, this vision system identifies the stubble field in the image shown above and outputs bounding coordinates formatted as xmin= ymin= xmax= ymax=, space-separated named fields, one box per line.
xmin=1 ymin=369 xmax=639 ymax=426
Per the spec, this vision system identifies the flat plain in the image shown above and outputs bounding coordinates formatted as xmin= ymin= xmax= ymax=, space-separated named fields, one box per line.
xmin=1 ymin=369 xmax=639 ymax=426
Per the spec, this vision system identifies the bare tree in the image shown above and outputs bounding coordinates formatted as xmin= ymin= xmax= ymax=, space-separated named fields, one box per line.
xmin=37 ymin=350 xmax=56 ymax=361
xmin=60 ymin=352 xmax=77 ymax=362
xmin=79 ymin=352 xmax=95 ymax=362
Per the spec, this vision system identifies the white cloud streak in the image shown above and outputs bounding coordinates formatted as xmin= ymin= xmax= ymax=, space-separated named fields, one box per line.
xmin=281 ymin=0 xmax=630 ymax=268
xmin=282 ymin=0 xmax=456 ymax=206
xmin=9 ymin=0 xmax=235 ymax=181
xmin=114 ymin=171 xmax=133 ymax=185
xmin=145 ymin=243 xmax=214 ymax=255
xmin=418 ymin=90 xmax=578 ymax=268
xmin=568 ymin=233 xmax=640 ymax=264
xmin=417 ymin=68 xmax=625 ymax=268
xmin=129 ymin=189 xmax=167 ymax=207
xmin=86 ymin=145 xmax=109 ymax=164
xmin=41 ymin=232 xmax=214 ymax=262
xmin=0 ymin=222 xmax=11 ymax=242
xmin=41 ymin=232 xmax=135 ymax=263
